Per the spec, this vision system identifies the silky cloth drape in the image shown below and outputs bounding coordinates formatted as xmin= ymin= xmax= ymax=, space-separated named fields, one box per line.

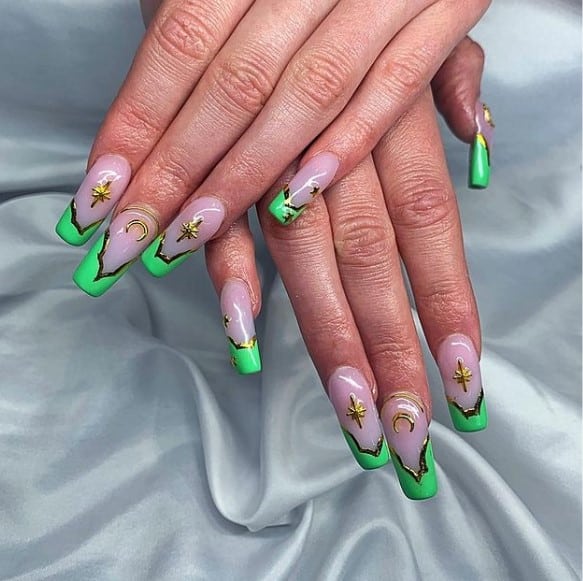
xmin=0 ymin=1 xmax=580 ymax=579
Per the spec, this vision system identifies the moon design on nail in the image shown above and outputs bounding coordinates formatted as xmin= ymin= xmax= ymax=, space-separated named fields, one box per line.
xmin=392 ymin=412 xmax=415 ymax=433
xmin=125 ymin=219 xmax=149 ymax=241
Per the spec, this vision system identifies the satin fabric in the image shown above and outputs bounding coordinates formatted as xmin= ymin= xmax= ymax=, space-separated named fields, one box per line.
xmin=0 ymin=1 xmax=580 ymax=579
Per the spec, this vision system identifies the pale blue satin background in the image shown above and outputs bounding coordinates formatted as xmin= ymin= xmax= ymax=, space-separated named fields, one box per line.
xmin=0 ymin=1 xmax=580 ymax=579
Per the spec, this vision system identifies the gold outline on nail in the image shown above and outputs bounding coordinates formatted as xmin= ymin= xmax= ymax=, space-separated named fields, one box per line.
xmin=228 ymin=336 xmax=257 ymax=350
xmin=69 ymin=199 xmax=103 ymax=236
xmin=447 ymin=387 xmax=485 ymax=419
xmin=389 ymin=436 xmax=431 ymax=483
xmin=153 ymin=233 xmax=198 ymax=265
xmin=94 ymin=230 xmax=134 ymax=282
xmin=343 ymin=431 xmax=386 ymax=458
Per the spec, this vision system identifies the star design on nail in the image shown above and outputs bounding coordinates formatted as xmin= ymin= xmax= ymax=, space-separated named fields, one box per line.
xmin=346 ymin=394 xmax=367 ymax=429
xmin=177 ymin=217 xmax=204 ymax=242
xmin=223 ymin=315 xmax=231 ymax=328
xmin=309 ymin=185 xmax=320 ymax=198
xmin=91 ymin=181 xmax=112 ymax=207
xmin=453 ymin=358 xmax=472 ymax=392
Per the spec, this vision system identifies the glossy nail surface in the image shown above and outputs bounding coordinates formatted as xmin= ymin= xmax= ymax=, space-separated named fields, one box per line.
xmin=381 ymin=393 xmax=437 ymax=500
xmin=469 ymin=101 xmax=494 ymax=189
xmin=221 ymin=280 xmax=261 ymax=375
xmin=437 ymin=334 xmax=488 ymax=432
xmin=142 ymin=197 xmax=225 ymax=277
xmin=269 ymin=152 xmax=340 ymax=224
xmin=56 ymin=155 xmax=131 ymax=245
xmin=73 ymin=206 xmax=158 ymax=297
xmin=328 ymin=367 xmax=389 ymax=470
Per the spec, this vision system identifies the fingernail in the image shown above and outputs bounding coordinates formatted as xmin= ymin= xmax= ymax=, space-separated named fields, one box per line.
xmin=221 ymin=280 xmax=261 ymax=375
xmin=56 ymin=155 xmax=131 ymax=245
xmin=327 ymin=367 xmax=390 ymax=470
xmin=269 ymin=152 xmax=340 ymax=225
xmin=73 ymin=206 xmax=158 ymax=297
xmin=437 ymin=334 xmax=488 ymax=432
xmin=469 ymin=101 xmax=494 ymax=189
xmin=141 ymin=196 xmax=225 ymax=277
xmin=381 ymin=393 xmax=437 ymax=500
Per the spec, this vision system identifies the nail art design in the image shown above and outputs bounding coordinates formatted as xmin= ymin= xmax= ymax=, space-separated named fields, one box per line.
xmin=381 ymin=393 xmax=437 ymax=500
xmin=469 ymin=101 xmax=494 ymax=189
xmin=56 ymin=155 xmax=131 ymax=245
xmin=328 ymin=368 xmax=390 ymax=470
xmin=269 ymin=152 xmax=340 ymax=224
xmin=141 ymin=197 xmax=225 ymax=277
xmin=73 ymin=206 xmax=158 ymax=297
xmin=220 ymin=280 xmax=261 ymax=375
xmin=437 ymin=334 xmax=488 ymax=432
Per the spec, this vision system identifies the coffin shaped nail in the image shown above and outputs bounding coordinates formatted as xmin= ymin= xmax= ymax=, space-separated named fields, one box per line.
xmin=469 ymin=101 xmax=494 ymax=189
xmin=381 ymin=392 xmax=437 ymax=500
xmin=269 ymin=152 xmax=340 ymax=224
xmin=437 ymin=334 xmax=488 ymax=432
xmin=142 ymin=197 xmax=225 ymax=277
xmin=328 ymin=367 xmax=390 ymax=470
xmin=56 ymin=155 xmax=131 ymax=245
xmin=221 ymin=280 xmax=261 ymax=375
xmin=73 ymin=206 xmax=158 ymax=297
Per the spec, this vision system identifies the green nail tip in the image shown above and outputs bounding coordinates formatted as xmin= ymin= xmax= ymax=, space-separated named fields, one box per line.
xmin=72 ymin=233 xmax=133 ymax=297
xmin=468 ymin=135 xmax=490 ymax=189
xmin=391 ymin=439 xmax=438 ymax=500
xmin=268 ymin=188 xmax=306 ymax=225
xmin=448 ymin=398 xmax=488 ymax=433
xmin=342 ymin=429 xmax=390 ymax=470
xmin=55 ymin=202 xmax=101 ymax=246
xmin=228 ymin=340 xmax=262 ymax=375
xmin=141 ymin=236 xmax=193 ymax=277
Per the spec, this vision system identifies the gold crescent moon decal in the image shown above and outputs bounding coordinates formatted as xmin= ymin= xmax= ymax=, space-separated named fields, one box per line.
xmin=392 ymin=412 xmax=415 ymax=433
xmin=125 ymin=219 xmax=149 ymax=242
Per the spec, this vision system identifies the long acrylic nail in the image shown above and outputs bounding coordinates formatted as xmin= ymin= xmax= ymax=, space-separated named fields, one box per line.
xmin=437 ymin=334 xmax=488 ymax=432
xmin=469 ymin=101 xmax=494 ymax=189
xmin=73 ymin=206 xmax=158 ymax=297
xmin=141 ymin=196 xmax=225 ymax=277
xmin=327 ymin=367 xmax=389 ymax=470
xmin=381 ymin=393 xmax=437 ymax=500
xmin=220 ymin=280 xmax=261 ymax=375
xmin=56 ymin=155 xmax=131 ymax=246
xmin=269 ymin=152 xmax=340 ymax=224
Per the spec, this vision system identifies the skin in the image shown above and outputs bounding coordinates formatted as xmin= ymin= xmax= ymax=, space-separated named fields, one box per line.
xmin=205 ymin=40 xmax=486 ymax=497
xmin=79 ymin=0 xmax=491 ymax=251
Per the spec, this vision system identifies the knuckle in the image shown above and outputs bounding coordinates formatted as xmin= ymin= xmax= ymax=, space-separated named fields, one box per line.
xmin=210 ymin=53 xmax=274 ymax=116
xmin=368 ymin=339 xmax=423 ymax=376
xmin=115 ymin=97 xmax=161 ymax=144
xmin=154 ymin=146 xmax=193 ymax=192
xmin=390 ymin=178 xmax=455 ymax=230
xmin=289 ymin=47 xmax=352 ymax=113
xmin=334 ymin=216 xmax=394 ymax=267
xmin=153 ymin=4 xmax=219 ymax=63
xmin=417 ymin=281 xmax=475 ymax=327
xmin=382 ymin=50 xmax=427 ymax=100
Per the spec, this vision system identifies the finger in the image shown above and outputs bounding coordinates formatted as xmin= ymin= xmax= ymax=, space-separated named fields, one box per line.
xmin=122 ymin=0 xmax=436 ymax=278
xmin=257 ymin=170 xmax=390 ymax=471
xmin=324 ymin=156 xmax=437 ymax=500
xmin=373 ymin=90 xmax=487 ymax=432
xmin=431 ymin=36 xmax=485 ymax=143
xmin=205 ymin=216 xmax=262 ymax=374
xmin=266 ymin=0 xmax=490 ymax=224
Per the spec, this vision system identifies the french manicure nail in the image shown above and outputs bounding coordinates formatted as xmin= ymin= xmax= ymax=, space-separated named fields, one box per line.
xmin=328 ymin=367 xmax=389 ymax=470
xmin=221 ymin=280 xmax=261 ymax=375
xmin=381 ymin=393 xmax=437 ymax=500
xmin=56 ymin=155 xmax=131 ymax=245
xmin=73 ymin=206 xmax=158 ymax=297
xmin=469 ymin=101 xmax=494 ymax=189
xmin=269 ymin=152 xmax=340 ymax=225
xmin=141 ymin=196 xmax=225 ymax=277
xmin=437 ymin=334 xmax=488 ymax=432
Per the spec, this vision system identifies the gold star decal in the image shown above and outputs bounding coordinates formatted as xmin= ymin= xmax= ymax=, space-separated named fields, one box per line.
xmin=453 ymin=359 xmax=472 ymax=392
xmin=309 ymin=185 xmax=320 ymax=198
xmin=223 ymin=315 xmax=231 ymax=328
xmin=346 ymin=394 xmax=367 ymax=429
xmin=177 ymin=218 xmax=204 ymax=243
xmin=91 ymin=181 xmax=112 ymax=207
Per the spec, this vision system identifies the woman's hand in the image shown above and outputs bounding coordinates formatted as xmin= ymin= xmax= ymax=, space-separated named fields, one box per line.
xmin=55 ymin=0 xmax=492 ymax=297
xmin=202 ymin=48 xmax=490 ymax=499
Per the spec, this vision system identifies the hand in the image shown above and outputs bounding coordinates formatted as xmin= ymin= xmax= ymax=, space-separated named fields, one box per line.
xmin=203 ymin=49 xmax=489 ymax=500
xmin=55 ymin=0 xmax=492 ymax=297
